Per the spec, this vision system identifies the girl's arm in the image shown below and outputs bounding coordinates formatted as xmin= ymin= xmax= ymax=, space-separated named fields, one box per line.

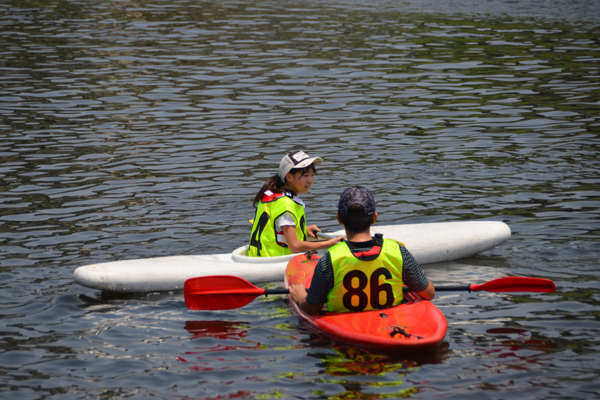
xmin=282 ymin=225 xmax=344 ymax=253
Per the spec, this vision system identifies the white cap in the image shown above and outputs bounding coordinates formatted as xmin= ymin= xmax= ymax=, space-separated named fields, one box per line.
xmin=279 ymin=150 xmax=323 ymax=182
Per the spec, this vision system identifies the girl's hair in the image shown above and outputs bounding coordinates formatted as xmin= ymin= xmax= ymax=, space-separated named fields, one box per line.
xmin=253 ymin=164 xmax=317 ymax=206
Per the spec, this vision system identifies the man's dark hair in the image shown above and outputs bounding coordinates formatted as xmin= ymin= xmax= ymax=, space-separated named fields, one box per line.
xmin=338 ymin=204 xmax=374 ymax=234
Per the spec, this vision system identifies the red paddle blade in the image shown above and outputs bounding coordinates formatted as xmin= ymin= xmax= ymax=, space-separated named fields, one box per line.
xmin=471 ymin=277 xmax=556 ymax=293
xmin=184 ymin=275 xmax=265 ymax=310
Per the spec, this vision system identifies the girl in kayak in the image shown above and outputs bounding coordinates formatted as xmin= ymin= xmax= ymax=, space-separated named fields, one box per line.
xmin=248 ymin=150 xmax=345 ymax=257
xmin=289 ymin=186 xmax=435 ymax=314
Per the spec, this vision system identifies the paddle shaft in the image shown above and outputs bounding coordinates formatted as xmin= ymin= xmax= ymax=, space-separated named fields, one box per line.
xmin=246 ymin=286 xmax=499 ymax=295
xmin=262 ymin=286 xmax=468 ymax=295
xmin=252 ymin=279 xmax=556 ymax=295
xmin=435 ymin=285 xmax=472 ymax=292
xmin=263 ymin=288 xmax=289 ymax=296
xmin=226 ymin=284 xmax=544 ymax=296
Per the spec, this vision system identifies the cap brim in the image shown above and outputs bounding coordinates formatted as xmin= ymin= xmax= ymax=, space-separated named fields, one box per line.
xmin=295 ymin=157 xmax=323 ymax=169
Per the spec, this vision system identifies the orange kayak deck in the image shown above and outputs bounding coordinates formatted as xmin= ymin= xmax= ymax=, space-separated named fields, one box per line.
xmin=284 ymin=254 xmax=447 ymax=353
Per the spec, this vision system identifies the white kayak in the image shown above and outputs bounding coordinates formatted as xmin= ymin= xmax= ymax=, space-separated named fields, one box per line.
xmin=73 ymin=221 xmax=511 ymax=293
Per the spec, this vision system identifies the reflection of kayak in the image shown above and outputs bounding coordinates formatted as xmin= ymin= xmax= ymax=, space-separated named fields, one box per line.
xmin=73 ymin=221 xmax=510 ymax=293
xmin=284 ymin=253 xmax=448 ymax=352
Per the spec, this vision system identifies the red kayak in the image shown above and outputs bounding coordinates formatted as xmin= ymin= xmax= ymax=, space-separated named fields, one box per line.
xmin=284 ymin=253 xmax=448 ymax=352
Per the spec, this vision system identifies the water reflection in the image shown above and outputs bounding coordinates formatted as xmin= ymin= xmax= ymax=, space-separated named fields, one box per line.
xmin=303 ymin=346 xmax=448 ymax=398
xmin=184 ymin=320 xmax=250 ymax=341
xmin=313 ymin=346 xmax=447 ymax=377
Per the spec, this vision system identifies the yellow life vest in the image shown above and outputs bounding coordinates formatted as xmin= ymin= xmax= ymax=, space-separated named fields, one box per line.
xmin=248 ymin=191 xmax=307 ymax=257
xmin=326 ymin=237 xmax=404 ymax=313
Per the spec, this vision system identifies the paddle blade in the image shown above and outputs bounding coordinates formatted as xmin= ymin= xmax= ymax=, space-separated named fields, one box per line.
xmin=184 ymin=275 xmax=265 ymax=310
xmin=470 ymin=277 xmax=556 ymax=293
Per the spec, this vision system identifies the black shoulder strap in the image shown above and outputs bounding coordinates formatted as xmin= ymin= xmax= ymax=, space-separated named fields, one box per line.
xmin=374 ymin=233 xmax=384 ymax=247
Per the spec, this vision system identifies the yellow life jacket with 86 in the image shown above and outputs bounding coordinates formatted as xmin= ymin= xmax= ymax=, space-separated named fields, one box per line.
xmin=326 ymin=236 xmax=404 ymax=313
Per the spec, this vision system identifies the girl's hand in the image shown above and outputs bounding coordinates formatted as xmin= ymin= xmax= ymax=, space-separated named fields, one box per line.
xmin=282 ymin=226 xmax=345 ymax=253
xmin=307 ymin=224 xmax=321 ymax=239
xmin=327 ymin=236 xmax=345 ymax=247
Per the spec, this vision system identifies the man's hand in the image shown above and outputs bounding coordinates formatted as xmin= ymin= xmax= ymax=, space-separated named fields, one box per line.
xmin=289 ymin=283 xmax=308 ymax=303
xmin=289 ymin=283 xmax=323 ymax=315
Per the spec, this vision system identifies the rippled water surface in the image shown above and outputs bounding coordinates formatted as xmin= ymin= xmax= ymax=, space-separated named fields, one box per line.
xmin=1 ymin=0 xmax=599 ymax=398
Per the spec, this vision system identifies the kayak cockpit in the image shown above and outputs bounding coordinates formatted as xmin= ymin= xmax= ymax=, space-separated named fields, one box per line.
xmin=231 ymin=245 xmax=327 ymax=264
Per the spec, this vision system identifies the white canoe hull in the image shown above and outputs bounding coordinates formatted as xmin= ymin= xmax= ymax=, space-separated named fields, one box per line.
xmin=73 ymin=221 xmax=511 ymax=293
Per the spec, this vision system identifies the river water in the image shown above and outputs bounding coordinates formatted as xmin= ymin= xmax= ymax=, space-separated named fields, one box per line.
xmin=1 ymin=0 xmax=599 ymax=398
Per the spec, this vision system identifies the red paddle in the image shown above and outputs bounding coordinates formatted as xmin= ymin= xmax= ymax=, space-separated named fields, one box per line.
xmin=184 ymin=275 xmax=556 ymax=310
xmin=184 ymin=275 xmax=289 ymax=310
xmin=435 ymin=276 xmax=557 ymax=293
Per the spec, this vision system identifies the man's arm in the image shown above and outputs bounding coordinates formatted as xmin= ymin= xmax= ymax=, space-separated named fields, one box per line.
xmin=416 ymin=280 xmax=435 ymax=300
xmin=288 ymin=254 xmax=333 ymax=315
xmin=289 ymin=283 xmax=323 ymax=315
xmin=399 ymin=244 xmax=435 ymax=300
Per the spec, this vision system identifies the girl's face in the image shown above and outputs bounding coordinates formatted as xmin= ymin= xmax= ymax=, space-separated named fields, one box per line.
xmin=285 ymin=166 xmax=315 ymax=195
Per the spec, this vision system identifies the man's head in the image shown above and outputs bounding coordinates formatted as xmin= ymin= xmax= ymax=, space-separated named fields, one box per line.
xmin=337 ymin=186 xmax=377 ymax=235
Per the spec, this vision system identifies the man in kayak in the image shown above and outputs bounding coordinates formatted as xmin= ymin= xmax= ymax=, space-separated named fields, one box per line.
xmin=248 ymin=150 xmax=344 ymax=257
xmin=289 ymin=186 xmax=435 ymax=315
